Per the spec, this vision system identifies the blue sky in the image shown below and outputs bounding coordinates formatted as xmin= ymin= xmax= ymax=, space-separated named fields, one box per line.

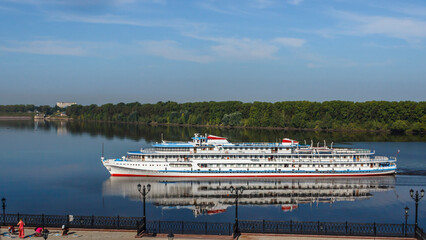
xmin=0 ymin=0 xmax=425 ymax=105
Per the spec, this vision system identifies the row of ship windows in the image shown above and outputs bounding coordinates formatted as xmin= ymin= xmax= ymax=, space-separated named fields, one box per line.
xmin=155 ymin=147 xmax=290 ymax=151
xmin=223 ymin=147 xmax=290 ymax=150
xmin=116 ymin=162 xmax=392 ymax=168
xmin=116 ymin=163 xmax=162 ymax=167
xmin=197 ymin=163 xmax=380 ymax=168
xmin=128 ymin=155 xmax=367 ymax=160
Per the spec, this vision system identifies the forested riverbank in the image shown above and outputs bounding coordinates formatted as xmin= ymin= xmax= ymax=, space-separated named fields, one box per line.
xmin=1 ymin=101 xmax=425 ymax=133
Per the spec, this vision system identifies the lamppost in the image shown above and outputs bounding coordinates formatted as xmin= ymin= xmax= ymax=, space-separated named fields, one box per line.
xmin=137 ymin=183 xmax=151 ymax=234
xmin=409 ymin=189 xmax=424 ymax=227
xmin=404 ymin=206 xmax=409 ymax=237
xmin=230 ymin=186 xmax=244 ymax=239
xmin=2 ymin=197 xmax=5 ymax=226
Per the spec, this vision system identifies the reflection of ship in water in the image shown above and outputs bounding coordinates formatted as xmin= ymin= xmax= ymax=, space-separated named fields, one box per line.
xmin=102 ymin=176 xmax=395 ymax=217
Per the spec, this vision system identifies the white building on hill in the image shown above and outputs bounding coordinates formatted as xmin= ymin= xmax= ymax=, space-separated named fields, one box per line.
xmin=56 ymin=102 xmax=77 ymax=108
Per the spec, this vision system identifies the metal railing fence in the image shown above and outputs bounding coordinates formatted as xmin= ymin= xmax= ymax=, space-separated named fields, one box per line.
xmin=1 ymin=213 xmax=424 ymax=238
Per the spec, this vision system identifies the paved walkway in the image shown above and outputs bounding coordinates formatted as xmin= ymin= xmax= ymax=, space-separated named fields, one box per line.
xmin=0 ymin=227 xmax=416 ymax=240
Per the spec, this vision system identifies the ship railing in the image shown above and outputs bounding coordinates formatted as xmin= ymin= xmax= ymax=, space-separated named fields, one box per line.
xmin=266 ymin=158 xmax=391 ymax=163
xmin=135 ymin=149 xmax=374 ymax=155
xmin=332 ymin=149 xmax=372 ymax=155
xmin=373 ymin=156 xmax=389 ymax=161
xmin=138 ymin=148 xmax=192 ymax=153
xmin=0 ymin=213 xmax=421 ymax=238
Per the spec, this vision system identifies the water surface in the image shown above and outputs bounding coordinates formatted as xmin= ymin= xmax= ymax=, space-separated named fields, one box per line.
xmin=0 ymin=121 xmax=425 ymax=228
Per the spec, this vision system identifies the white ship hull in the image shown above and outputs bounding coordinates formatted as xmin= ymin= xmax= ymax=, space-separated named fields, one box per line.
xmin=103 ymin=162 xmax=396 ymax=177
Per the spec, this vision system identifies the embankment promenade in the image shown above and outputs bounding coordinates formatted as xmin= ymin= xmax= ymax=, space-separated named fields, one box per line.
xmin=0 ymin=227 xmax=417 ymax=240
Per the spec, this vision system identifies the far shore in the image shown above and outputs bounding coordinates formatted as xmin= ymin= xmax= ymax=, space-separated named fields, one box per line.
xmin=1 ymin=116 xmax=425 ymax=134
xmin=0 ymin=116 xmax=32 ymax=120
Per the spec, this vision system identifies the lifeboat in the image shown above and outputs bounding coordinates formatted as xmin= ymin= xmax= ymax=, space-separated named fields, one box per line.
xmin=207 ymin=135 xmax=229 ymax=144
xmin=282 ymin=138 xmax=299 ymax=146
xmin=207 ymin=209 xmax=227 ymax=215
xmin=281 ymin=204 xmax=298 ymax=212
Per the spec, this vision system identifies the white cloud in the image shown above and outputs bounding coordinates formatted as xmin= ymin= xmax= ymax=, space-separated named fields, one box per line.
xmin=197 ymin=2 xmax=248 ymax=15
xmin=0 ymin=40 xmax=86 ymax=56
xmin=273 ymin=37 xmax=306 ymax=47
xmin=185 ymin=34 xmax=306 ymax=60
xmin=250 ymin=0 xmax=275 ymax=9
xmin=332 ymin=10 xmax=426 ymax=43
xmin=388 ymin=6 xmax=426 ymax=17
xmin=307 ymin=63 xmax=321 ymax=68
xmin=49 ymin=13 xmax=207 ymax=32
xmin=3 ymin=0 xmax=163 ymax=7
xmin=287 ymin=0 xmax=303 ymax=6
xmin=211 ymin=38 xmax=278 ymax=60
xmin=0 ymin=5 xmax=17 ymax=12
xmin=139 ymin=40 xmax=212 ymax=63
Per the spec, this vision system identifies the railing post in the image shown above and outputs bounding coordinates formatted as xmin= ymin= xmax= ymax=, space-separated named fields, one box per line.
xmin=17 ymin=213 xmax=19 ymax=223
xmin=345 ymin=221 xmax=348 ymax=235
xmin=414 ymin=225 xmax=418 ymax=238
xmin=205 ymin=221 xmax=207 ymax=234
xmin=317 ymin=221 xmax=320 ymax=233
xmin=290 ymin=220 xmax=292 ymax=233
xmin=262 ymin=219 xmax=265 ymax=233
xmin=42 ymin=214 xmax=45 ymax=228
xmin=67 ymin=214 xmax=70 ymax=227
xmin=181 ymin=221 xmax=184 ymax=234
xmin=117 ymin=215 xmax=120 ymax=228
xmin=373 ymin=222 xmax=376 ymax=236
xmin=158 ymin=220 xmax=161 ymax=233
xmin=91 ymin=215 xmax=94 ymax=228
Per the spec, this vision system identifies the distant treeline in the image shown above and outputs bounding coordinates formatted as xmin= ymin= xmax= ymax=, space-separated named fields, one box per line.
xmin=0 ymin=104 xmax=61 ymax=115
xmin=1 ymin=101 xmax=425 ymax=133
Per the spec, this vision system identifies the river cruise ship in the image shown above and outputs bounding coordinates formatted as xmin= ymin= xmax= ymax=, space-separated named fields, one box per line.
xmin=101 ymin=134 xmax=396 ymax=177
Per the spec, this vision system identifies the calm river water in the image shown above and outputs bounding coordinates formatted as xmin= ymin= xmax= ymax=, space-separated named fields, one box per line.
xmin=0 ymin=120 xmax=425 ymax=228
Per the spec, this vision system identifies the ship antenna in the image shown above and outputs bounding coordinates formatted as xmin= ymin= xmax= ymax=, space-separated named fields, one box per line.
xmin=331 ymin=142 xmax=333 ymax=149
xmin=396 ymin=149 xmax=400 ymax=159
xmin=324 ymin=140 xmax=326 ymax=147
xmin=304 ymin=140 xmax=306 ymax=145
xmin=161 ymin=133 xmax=164 ymax=143
xmin=102 ymin=143 xmax=104 ymax=158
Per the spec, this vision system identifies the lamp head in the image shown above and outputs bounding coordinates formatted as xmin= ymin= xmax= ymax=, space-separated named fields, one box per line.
xmin=410 ymin=189 xmax=414 ymax=198
xmin=421 ymin=189 xmax=425 ymax=197
xmin=405 ymin=206 xmax=409 ymax=214
xmin=42 ymin=229 xmax=49 ymax=240
xmin=147 ymin=184 xmax=151 ymax=192
xmin=167 ymin=232 xmax=174 ymax=240
xmin=1 ymin=197 xmax=5 ymax=205
xmin=230 ymin=186 xmax=234 ymax=193
xmin=239 ymin=186 xmax=244 ymax=194
xmin=137 ymin=184 xmax=141 ymax=192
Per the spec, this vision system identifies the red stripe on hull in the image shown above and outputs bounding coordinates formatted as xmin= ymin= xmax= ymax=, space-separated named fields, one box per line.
xmin=111 ymin=173 xmax=395 ymax=178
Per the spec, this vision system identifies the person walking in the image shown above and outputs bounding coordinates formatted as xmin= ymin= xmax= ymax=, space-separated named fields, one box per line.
xmin=17 ymin=219 xmax=25 ymax=238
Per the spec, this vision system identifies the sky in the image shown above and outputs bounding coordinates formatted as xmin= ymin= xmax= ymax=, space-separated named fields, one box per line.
xmin=0 ymin=0 xmax=425 ymax=105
